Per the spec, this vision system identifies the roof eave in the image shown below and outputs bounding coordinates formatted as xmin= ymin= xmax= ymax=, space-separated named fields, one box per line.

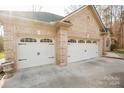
xmin=90 ymin=5 xmax=106 ymax=32
xmin=60 ymin=5 xmax=106 ymax=32
xmin=0 ymin=14 xmax=55 ymax=26
xmin=60 ymin=5 xmax=88 ymax=22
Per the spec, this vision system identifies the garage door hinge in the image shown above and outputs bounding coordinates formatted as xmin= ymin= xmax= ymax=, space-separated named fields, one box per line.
xmin=18 ymin=59 xmax=27 ymax=61
xmin=18 ymin=43 xmax=26 ymax=45
xmin=48 ymin=57 xmax=55 ymax=58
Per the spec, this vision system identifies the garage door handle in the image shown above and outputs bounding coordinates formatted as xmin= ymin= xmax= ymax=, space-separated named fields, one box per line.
xmin=37 ymin=52 xmax=40 ymax=55
xmin=18 ymin=43 xmax=26 ymax=45
xmin=49 ymin=44 xmax=54 ymax=45
xmin=49 ymin=57 xmax=55 ymax=58
xmin=18 ymin=59 xmax=27 ymax=61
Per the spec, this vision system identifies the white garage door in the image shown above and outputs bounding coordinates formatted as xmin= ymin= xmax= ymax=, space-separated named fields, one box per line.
xmin=85 ymin=40 xmax=98 ymax=59
xmin=68 ymin=39 xmax=98 ymax=63
xmin=17 ymin=38 xmax=55 ymax=69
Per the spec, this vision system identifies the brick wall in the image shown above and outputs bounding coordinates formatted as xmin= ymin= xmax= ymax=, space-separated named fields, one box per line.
xmin=63 ymin=7 xmax=103 ymax=55
xmin=0 ymin=6 xmax=104 ymax=69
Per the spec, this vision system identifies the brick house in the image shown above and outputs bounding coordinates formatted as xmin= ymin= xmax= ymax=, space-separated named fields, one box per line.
xmin=0 ymin=5 xmax=110 ymax=70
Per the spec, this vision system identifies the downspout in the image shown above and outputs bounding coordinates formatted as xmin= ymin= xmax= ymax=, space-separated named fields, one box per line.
xmin=102 ymin=35 xmax=105 ymax=55
xmin=101 ymin=31 xmax=107 ymax=55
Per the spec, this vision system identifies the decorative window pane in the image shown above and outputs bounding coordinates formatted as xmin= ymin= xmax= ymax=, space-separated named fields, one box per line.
xmin=20 ymin=38 xmax=37 ymax=42
xmin=68 ymin=39 xmax=76 ymax=43
xmin=78 ymin=40 xmax=85 ymax=43
xmin=50 ymin=40 xmax=52 ymax=43
xmin=93 ymin=41 xmax=97 ymax=44
xmin=20 ymin=39 xmax=24 ymax=42
xmin=32 ymin=39 xmax=37 ymax=42
xmin=40 ymin=39 xmax=53 ymax=43
xmin=86 ymin=40 xmax=91 ymax=43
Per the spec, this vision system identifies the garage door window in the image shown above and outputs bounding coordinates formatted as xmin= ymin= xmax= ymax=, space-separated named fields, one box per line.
xmin=20 ymin=38 xmax=37 ymax=42
xmin=86 ymin=40 xmax=91 ymax=43
xmin=40 ymin=39 xmax=53 ymax=43
xmin=78 ymin=40 xmax=85 ymax=43
xmin=68 ymin=39 xmax=76 ymax=43
xmin=93 ymin=41 xmax=97 ymax=44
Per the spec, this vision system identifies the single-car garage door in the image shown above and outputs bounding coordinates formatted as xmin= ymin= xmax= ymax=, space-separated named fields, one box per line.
xmin=68 ymin=39 xmax=98 ymax=63
xmin=17 ymin=37 xmax=55 ymax=69
xmin=85 ymin=40 xmax=98 ymax=59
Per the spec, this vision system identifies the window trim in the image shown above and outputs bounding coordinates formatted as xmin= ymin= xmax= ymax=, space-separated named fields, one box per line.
xmin=20 ymin=38 xmax=37 ymax=42
xmin=93 ymin=40 xmax=97 ymax=44
xmin=86 ymin=40 xmax=91 ymax=43
xmin=68 ymin=39 xmax=77 ymax=43
xmin=40 ymin=39 xmax=53 ymax=43
xmin=78 ymin=40 xmax=85 ymax=43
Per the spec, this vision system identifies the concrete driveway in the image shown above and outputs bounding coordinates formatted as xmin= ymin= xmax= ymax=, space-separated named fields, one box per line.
xmin=2 ymin=57 xmax=124 ymax=88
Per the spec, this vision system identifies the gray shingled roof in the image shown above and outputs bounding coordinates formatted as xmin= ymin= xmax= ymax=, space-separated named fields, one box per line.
xmin=0 ymin=11 xmax=64 ymax=22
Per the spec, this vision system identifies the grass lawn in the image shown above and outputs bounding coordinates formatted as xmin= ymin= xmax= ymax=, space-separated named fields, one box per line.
xmin=114 ymin=49 xmax=124 ymax=58
xmin=116 ymin=49 xmax=124 ymax=54
xmin=0 ymin=51 xmax=5 ymax=59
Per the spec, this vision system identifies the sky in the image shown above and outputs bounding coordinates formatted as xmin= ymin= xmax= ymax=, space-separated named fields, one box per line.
xmin=0 ymin=5 xmax=68 ymax=16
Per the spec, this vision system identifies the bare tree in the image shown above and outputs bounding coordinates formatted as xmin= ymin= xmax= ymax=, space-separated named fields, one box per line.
xmin=96 ymin=6 xmax=121 ymax=28
xmin=32 ymin=5 xmax=43 ymax=12
xmin=64 ymin=5 xmax=82 ymax=14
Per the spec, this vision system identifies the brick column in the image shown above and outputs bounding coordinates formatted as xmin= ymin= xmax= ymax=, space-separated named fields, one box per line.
xmin=56 ymin=26 xmax=68 ymax=66
xmin=100 ymin=33 xmax=107 ymax=56
xmin=4 ymin=24 xmax=16 ymax=60
xmin=2 ymin=23 xmax=17 ymax=72
xmin=98 ymin=36 xmax=104 ymax=56
xmin=55 ymin=22 xmax=71 ymax=66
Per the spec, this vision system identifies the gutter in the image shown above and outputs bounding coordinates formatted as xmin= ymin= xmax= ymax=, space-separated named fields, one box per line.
xmin=92 ymin=5 xmax=107 ymax=32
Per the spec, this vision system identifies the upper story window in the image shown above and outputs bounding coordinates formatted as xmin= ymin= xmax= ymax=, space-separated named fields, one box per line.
xmin=40 ymin=39 xmax=53 ymax=43
xmin=68 ymin=39 xmax=76 ymax=43
xmin=86 ymin=40 xmax=91 ymax=43
xmin=20 ymin=38 xmax=37 ymax=42
xmin=78 ymin=40 xmax=85 ymax=43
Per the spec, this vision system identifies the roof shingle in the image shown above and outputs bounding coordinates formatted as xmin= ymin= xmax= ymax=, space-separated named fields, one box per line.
xmin=0 ymin=11 xmax=64 ymax=22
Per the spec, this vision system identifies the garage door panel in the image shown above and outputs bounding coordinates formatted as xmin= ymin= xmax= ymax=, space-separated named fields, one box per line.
xmin=17 ymin=38 xmax=55 ymax=69
xmin=68 ymin=40 xmax=86 ymax=63
xmin=77 ymin=43 xmax=86 ymax=60
xmin=68 ymin=39 xmax=99 ymax=63
xmin=17 ymin=43 xmax=40 ymax=68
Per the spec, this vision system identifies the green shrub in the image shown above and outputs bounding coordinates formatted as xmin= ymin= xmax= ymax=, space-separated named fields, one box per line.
xmin=116 ymin=49 xmax=124 ymax=54
xmin=0 ymin=36 xmax=4 ymax=52
xmin=110 ymin=44 xmax=117 ymax=51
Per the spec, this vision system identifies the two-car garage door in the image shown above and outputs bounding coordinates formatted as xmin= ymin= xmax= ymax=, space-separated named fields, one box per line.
xmin=68 ymin=39 xmax=98 ymax=63
xmin=17 ymin=37 xmax=99 ymax=69
xmin=17 ymin=38 xmax=55 ymax=69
